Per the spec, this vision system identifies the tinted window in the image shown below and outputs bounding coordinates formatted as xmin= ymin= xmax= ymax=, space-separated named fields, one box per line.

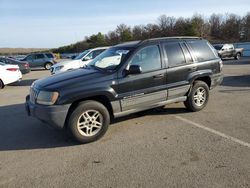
xmin=45 ymin=53 xmax=54 ymax=58
xmin=129 ymin=45 xmax=161 ymax=72
xmin=164 ymin=43 xmax=185 ymax=67
xmin=187 ymin=40 xmax=216 ymax=61
xmin=35 ymin=54 xmax=45 ymax=59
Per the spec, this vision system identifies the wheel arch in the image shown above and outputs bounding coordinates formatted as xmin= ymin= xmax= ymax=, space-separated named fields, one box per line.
xmin=187 ymin=75 xmax=211 ymax=96
xmin=64 ymin=95 xmax=114 ymax=129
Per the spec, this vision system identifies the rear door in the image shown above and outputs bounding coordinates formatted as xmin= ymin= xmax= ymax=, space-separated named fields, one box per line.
xmin=33 ymin=54 xmax=45 ymax=67
xmin=163 ymin=41 xmax=194 ymax=99
xmin=117 ymin=44 xmax=167 ymax=111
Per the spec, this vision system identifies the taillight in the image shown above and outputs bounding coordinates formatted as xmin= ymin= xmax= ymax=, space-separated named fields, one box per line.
xmin=6 ymin=68 xmax=18 ymax=71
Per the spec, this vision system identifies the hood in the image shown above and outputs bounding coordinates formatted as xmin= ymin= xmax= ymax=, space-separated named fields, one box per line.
xmin=33 ymin=68 xmax=112 ymax=90
xmin=53 ymin=59 xmax=80 ymax=67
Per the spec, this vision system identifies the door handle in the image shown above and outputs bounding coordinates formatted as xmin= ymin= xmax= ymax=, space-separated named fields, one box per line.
xmin=153 ymin=74 xmax=164 ymax=79
xmin=188 ymin=67 xmax=197 ymax=72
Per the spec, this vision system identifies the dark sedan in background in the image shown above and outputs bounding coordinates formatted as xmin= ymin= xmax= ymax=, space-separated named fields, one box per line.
xmin=0 ymin=57 xmax=30 ymax=74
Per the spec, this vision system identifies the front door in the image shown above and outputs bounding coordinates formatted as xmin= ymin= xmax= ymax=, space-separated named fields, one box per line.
xmin=117 ymin=44 xmax=167 ymax=111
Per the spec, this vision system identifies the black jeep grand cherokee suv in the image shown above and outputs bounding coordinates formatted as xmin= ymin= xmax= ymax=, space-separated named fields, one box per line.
xmin=25 ymin=37 xmax=223 ymax=144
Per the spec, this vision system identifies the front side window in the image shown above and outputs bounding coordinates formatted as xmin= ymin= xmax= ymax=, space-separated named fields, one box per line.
xmin=25 ymin=55 xmax=33 ymax=61
xmin=74 ymin=50 xmax=90 ymax=60
xmin=129 ymin=45 xmax=161 ymax=73
xmin=92 ymin=49 xmax=105 ymax=58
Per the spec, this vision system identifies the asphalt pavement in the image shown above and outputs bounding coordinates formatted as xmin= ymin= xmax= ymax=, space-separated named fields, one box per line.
xmin=0 ymin=58 xmax=250 ymax=188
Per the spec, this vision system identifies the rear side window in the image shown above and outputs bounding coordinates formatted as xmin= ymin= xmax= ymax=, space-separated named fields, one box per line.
xmin=187 ymin=40 xmax=216 ymax=61
xmin=45 ymin=53 xmax=54 ymax=58
xmin=35 ymin=54 xmax=45 ymax=59
xmin=164 ymin=42 xmax=186 ymax=67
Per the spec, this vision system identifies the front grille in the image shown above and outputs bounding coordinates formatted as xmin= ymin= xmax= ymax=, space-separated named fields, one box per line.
xmin=30 ymin=87 xmax=39 ymax=104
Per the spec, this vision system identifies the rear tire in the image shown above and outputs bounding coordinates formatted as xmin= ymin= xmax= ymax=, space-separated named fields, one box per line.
xmin=44 ymin=62 xmax=53 ymax=70
xmin=184 ymin=81 xmax=209 ymax=112
xmin=67 ymin=100 xmax=110 ymax=144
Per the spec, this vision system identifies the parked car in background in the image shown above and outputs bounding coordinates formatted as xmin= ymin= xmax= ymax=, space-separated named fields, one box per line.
xmin=50 ymin=47 xmax=109 ymax=74
xmin=0 ymin=61 xmax=22 ymax=89
xmin=26 ymin=37 xmax=223 ymax=144
xmin=21 ymin=52 xmax=56 ymax=70
xmin=0 ymin=57 xmax=30 ymax=74
xmin=213 ymin=44 xmax=244 ymax=60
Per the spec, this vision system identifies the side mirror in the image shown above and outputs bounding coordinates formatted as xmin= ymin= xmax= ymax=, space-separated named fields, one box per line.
xmin=125 ymin=65 xmax=142 ymax=75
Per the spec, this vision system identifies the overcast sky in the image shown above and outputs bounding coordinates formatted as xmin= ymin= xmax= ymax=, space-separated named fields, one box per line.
xmin=0 ymin=0 xmax=249 ymax=48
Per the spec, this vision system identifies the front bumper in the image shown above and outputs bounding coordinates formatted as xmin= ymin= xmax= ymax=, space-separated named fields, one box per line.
xmin=210 ymin=73 xmax=223 ymax=89
xmin=25 ymin=95 xmax=70 ymax=129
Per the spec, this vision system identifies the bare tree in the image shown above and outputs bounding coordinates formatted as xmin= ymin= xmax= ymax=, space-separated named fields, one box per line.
xmin=157 ymin=15 xmax=176 ymax=36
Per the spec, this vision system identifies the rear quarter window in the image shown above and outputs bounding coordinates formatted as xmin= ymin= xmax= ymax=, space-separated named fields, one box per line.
xmin=187 ymin=40 xmax=217 ymax=62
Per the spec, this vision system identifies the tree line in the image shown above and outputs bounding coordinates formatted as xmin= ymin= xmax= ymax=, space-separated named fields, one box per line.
xmin=53 ymin=13 xmax=250 ymax=53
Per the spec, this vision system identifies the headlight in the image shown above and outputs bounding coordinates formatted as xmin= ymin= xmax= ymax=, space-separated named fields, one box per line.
xmin=55 ymin=65 xmax=64 ymax=71
xmin=36 ymin=91 xmax=59 ymax=105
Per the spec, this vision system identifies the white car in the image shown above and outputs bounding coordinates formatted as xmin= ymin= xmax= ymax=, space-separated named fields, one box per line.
xmin=0 ymin=62 xmax=22 ymax=89
xmin=50 ymin=47 xmax=109 ymax=74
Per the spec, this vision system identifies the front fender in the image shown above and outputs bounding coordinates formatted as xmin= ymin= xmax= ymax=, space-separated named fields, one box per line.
xmin=58 ymin=87 xmax=117 ymax=104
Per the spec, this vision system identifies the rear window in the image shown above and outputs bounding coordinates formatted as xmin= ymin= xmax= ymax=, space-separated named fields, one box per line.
xmin=187 ymin=40 xmax=217 ymax=61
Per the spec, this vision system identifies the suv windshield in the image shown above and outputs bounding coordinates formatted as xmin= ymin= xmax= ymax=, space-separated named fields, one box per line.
xmin=74 ymin=50 xmax=90 ymax=60
xmin=88 ymin=48 xmax=130 ymax=70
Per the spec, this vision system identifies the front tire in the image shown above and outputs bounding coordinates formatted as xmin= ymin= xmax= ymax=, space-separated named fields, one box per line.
xmin=0 ymin=79 xmax=4 ymax=89
xmin=184 ymin=81 xmax=209 ymax=112
xmin=67 ymin=100 xmax=110 ymax=144
xmin=235 ymin=53 xmax=241 ymax=60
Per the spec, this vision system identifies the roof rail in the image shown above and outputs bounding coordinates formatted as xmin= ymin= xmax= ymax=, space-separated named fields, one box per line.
xmin=143 ymin=36 xmax=202 ymax=43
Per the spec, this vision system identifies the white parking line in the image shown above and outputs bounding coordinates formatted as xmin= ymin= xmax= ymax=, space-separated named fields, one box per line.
xmin=174 ymin=115 xmax=250 ymax=148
